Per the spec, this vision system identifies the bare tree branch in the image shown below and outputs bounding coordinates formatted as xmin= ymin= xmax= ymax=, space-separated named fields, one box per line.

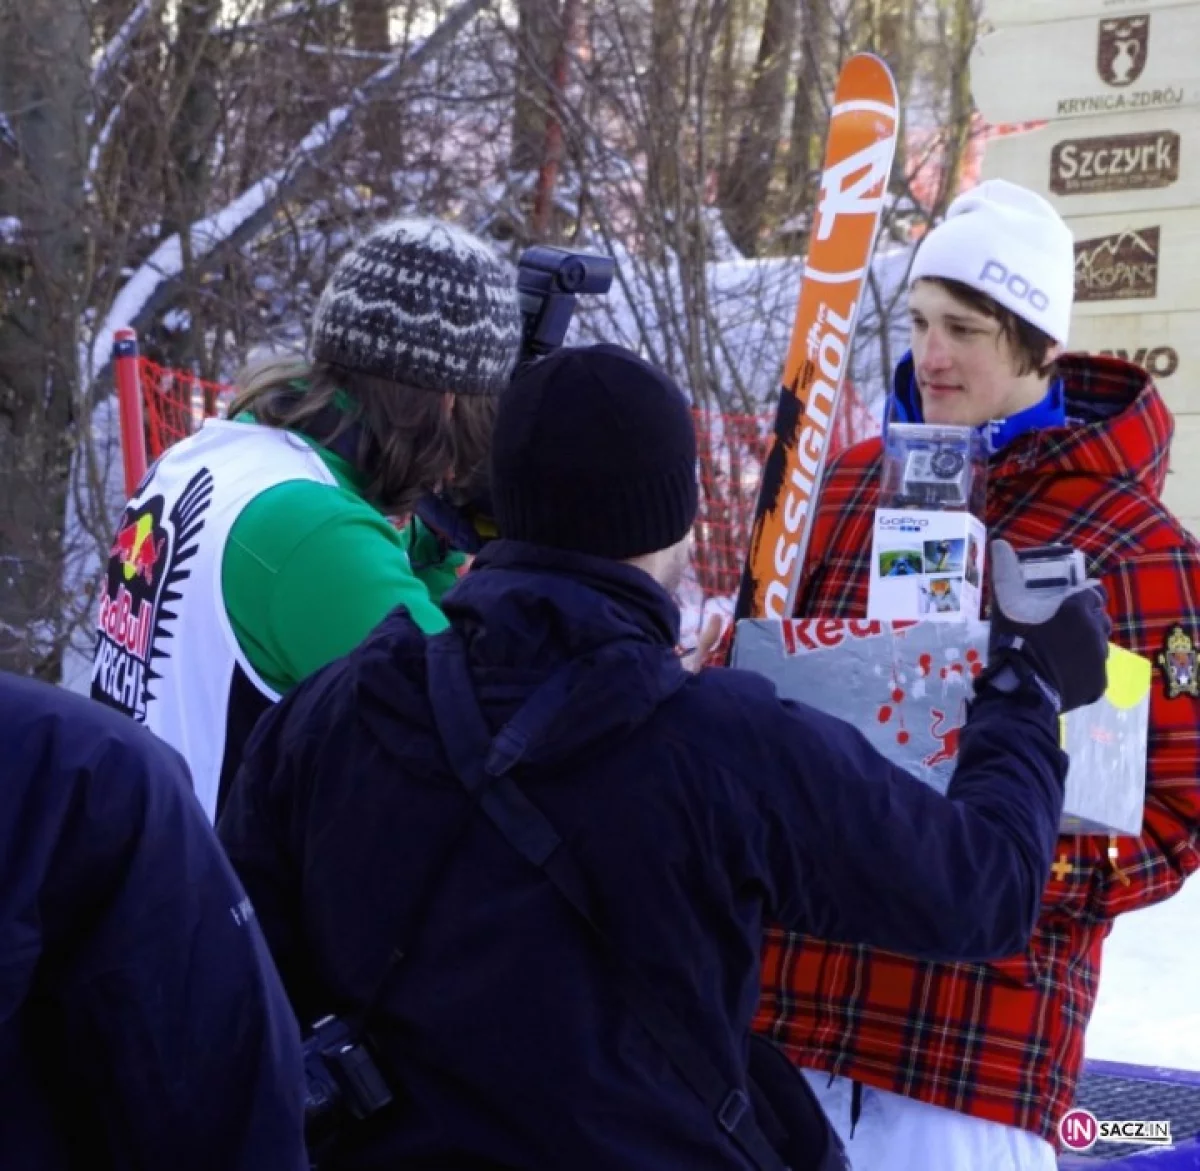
xmin=91 ymin=0 xmax=167 ymax=99
xmin=218 ymin=0 xmax=342 ymax=38
xmin=83 ymin=0 xmax=492 ymax=389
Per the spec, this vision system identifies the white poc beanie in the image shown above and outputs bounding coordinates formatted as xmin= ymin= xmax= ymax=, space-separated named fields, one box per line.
xmin=909 ymin=180 xmax=1075 ymax=345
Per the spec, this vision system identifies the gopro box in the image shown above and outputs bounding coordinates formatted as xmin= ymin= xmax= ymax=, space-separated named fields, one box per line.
xmin=731 ymin=618 xmax=1150 ymax=836
xmin=871 ymin=423 xmax=989 ymax=623
xmin=869 ymin=510 xmax=987 ymax=623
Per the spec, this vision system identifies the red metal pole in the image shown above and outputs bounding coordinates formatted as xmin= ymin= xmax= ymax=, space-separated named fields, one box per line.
xmin=531 ymin=0 xmax=580 ymax=239
xmin=113 ymin=328 xmax=148 ymax=498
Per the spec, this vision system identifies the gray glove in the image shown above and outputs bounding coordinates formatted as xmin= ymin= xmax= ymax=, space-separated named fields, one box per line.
xmin=980 ymin=539 xmax=1112 ymax=714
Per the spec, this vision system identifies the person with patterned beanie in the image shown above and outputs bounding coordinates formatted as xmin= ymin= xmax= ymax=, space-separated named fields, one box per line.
xmin=90 ymin=217 xmax=522 ymax=823
xmin=758 ymin=179 xmax=1200 ymax=1170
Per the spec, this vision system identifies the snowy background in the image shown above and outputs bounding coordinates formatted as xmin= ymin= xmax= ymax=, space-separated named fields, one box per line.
xmin=41 ymin=0 xmax=1197 ymax=1084
xmin=1087 ymin=877 xmax=1200 ymax=1072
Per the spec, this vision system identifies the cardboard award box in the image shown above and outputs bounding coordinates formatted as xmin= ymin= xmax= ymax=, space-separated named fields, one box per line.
xmin=731 ymin=618 xmax=1152 ymax=836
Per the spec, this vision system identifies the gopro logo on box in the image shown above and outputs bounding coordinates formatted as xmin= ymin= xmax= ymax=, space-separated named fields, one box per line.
xmin=878 ymin=517 xmax=928 ymax=532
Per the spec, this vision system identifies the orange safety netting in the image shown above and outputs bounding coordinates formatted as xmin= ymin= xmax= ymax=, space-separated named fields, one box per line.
xmin=690 ymin=387 xmax=878 ymax=599
xmin=136 ymin=357 xmax=878 ymax=601
xmin=140 ymin=357 xmax=234 ymax=460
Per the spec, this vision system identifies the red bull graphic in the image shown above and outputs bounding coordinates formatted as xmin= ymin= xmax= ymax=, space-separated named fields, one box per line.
xmin=780 ymin=618 xmax=918 ymax=654
xmin=92 ymin=499 xmax=172 ymax=719
xmin=875 ymin=649 xmax=982 ymax=754
xmin=923 ymin=707 xmax=964 ymax=769
xmin=98 ymin=584 xmax=153 ymax=661
xmin=109 ymin=514 xmax=165 ymax=586
xmin=91 ymin=469 xmax=214 ymax=723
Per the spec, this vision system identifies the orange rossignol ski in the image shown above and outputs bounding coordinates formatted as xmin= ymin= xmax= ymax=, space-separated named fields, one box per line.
xmin=734 ymin=54 xmax=899 ymax=621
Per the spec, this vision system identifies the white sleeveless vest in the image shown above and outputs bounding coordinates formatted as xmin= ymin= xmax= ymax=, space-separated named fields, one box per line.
xmin=90 ymin=420 xmax=336 ymax=821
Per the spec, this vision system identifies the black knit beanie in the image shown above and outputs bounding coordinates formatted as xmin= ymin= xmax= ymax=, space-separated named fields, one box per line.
xmin=491 ymin=344 xmax=698 ymax=560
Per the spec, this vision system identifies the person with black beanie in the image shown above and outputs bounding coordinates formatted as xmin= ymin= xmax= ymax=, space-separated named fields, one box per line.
xmin=219 ymin=343 xmax=1109 ymax=1171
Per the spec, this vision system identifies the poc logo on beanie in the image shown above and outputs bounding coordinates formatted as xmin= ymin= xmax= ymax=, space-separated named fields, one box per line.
xmin=978 ymin=260 xmax=1051 ymax=312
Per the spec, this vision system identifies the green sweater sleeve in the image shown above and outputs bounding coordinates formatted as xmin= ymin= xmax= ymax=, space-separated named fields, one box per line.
xmin=223 ymin=479 xmax=449 ymax=694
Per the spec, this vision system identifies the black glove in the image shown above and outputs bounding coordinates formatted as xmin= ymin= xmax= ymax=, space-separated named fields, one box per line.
xmin=978 ymin=539 xmax=1112 ymax=714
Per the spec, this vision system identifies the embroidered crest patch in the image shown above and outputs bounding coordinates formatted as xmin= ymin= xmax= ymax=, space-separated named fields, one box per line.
xmin=1158 ymin=625 xmax=1200 ymax=699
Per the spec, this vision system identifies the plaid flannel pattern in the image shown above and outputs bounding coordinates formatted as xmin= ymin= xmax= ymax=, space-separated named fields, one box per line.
xmin=754 ymin=355 xmax=1200 ymax=1141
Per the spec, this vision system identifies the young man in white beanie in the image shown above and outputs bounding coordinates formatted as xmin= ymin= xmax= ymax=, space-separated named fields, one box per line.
xmin=755 ymin=179 xmax=1200 ymax=1169
xmin=90 ymin=217 xmax=522 ymax=823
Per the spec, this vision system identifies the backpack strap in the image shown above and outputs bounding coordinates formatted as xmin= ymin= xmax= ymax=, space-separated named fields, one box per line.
xmin=423 ymin=630 xmax=790 ymax=1171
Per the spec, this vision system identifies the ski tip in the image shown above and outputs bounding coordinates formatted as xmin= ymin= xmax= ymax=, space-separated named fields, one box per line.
xmin=836 ymin=52 xmax=899 ymax=108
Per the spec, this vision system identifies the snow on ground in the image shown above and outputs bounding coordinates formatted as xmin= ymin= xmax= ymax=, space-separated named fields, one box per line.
xmin=1085 ymin=873 xmax=1200 ymax=1071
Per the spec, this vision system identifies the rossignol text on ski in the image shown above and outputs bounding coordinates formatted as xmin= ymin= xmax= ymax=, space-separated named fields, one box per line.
xmin=735 ymin=53 xmax=899 ymax=621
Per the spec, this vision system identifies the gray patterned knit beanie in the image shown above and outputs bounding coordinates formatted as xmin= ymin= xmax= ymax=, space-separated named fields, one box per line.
xmin=310 ymin=217 xmax=523 ymax=396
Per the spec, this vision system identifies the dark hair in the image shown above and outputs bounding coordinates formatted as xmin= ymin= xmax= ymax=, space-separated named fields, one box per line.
xmin=916 ymin=277 xmax=1059 ymax=379
xmin=227 ymin=355 xmax=497 ymax=518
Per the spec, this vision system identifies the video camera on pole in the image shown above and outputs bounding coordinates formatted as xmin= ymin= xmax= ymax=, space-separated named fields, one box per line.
xmin=413 ymin=244 xmax=614 ymax=555
xmin=516 ymin=245 xmax=616 ymax=369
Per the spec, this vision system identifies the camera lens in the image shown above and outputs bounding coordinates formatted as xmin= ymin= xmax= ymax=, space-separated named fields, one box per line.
xmin=929 ymin=448 xmax=965 ymax=479
xmin=559 ymin=259 xmax=587 ymax=291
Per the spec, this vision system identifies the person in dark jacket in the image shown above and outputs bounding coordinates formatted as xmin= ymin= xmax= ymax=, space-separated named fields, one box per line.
xmin=0 ymin=671 xmax=307 ymax=1171
xmin=218 ymin=344 xmax=1110 ymax=1171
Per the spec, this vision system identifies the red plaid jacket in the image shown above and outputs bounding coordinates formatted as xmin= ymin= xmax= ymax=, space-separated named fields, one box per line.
xmin=754 ymin=354 xmax=1200 ymax=1142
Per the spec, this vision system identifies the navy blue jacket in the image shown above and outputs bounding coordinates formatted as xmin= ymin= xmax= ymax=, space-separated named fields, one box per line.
xmin=219 ymin=540 xmax=1068 ymax=1170
xmin=0 ymin=672 xmax=307 ymax=1171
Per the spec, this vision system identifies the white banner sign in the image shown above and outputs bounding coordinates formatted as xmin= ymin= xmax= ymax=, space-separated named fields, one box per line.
xmin=971 ymin=8 xmax=1200 ymax=123
xmin=982 ymin=107 xmax=1200 ymax=215
xmin=1068 ymin=312 xmax=1199 ymax=409
xmin=984 ymin=0 xmax=1200 ymax=28
xmin=1065 ymin=208 xmax=1200 ymax=315
xmin=1069 ymin=313 xmax=1200 ymax=536
xmin=1163 ymin=414 xmax=1200 ymax=534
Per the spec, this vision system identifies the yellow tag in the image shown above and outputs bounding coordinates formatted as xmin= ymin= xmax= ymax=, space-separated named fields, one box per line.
xmin=1058 ymin=642 xmax=1151 ymax=745
xmin=1105 ymin=642 xmax=1153 ymax=710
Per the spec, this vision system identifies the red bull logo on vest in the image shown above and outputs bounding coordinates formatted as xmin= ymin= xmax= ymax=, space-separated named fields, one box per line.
xmin=92 ymin=501 xmax=173 ymax=719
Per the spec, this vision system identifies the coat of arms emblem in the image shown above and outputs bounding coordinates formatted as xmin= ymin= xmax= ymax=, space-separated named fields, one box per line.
xmin=1097 ymin=15 xmax=1150 ymax=88
xmin=1158 ymin=625 xmax=1200 ymax=699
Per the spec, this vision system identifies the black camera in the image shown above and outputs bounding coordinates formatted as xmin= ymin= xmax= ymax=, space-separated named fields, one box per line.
xmin=515 ymin=244 xmax=615 ymax=368
xmin=414 ymin=244 xmax=615 ymax=554
xmin=303 ymin=1014 xmax=393 ymax=1152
